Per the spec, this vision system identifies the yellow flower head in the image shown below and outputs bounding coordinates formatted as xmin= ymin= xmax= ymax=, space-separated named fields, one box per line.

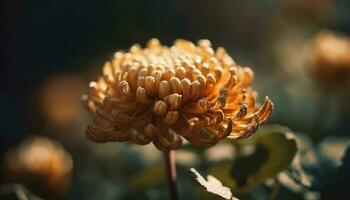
xmin=84 ymin=39 xmax=273 ymax=151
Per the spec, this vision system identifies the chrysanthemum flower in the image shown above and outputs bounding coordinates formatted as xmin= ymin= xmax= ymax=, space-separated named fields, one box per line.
xmin=4 ymin=137 xmax=73 ymax=196
xmin=310 ymin=31 xmax=350 ymax=89
xmin=84 ymin=39 xmax=273 ymax=151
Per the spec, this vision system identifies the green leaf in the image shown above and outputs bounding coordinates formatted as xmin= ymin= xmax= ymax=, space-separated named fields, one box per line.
xmin=210 ymin=125 xmax=298 ymax=192
xmin=127 ymin=164 xmax=166 ymax=190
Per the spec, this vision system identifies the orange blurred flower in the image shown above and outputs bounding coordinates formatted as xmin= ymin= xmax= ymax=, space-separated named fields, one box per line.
xmin=40 ymin=75 xmax=86 ymax=125
xmin=84 ymin=39 xmax=273 ymax=151
xmin=310 ymin=31 xmax=350 ymax=90
xmin=4 ymin=137 xmax=73 ymax=197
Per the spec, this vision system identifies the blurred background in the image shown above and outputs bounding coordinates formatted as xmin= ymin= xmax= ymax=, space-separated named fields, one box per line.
xmin=2 ymin=0 xmax=350 ymax=199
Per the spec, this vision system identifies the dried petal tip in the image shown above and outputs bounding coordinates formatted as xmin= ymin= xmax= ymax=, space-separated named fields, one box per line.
xmin=84 ymin=38 xmax=273 ymax=151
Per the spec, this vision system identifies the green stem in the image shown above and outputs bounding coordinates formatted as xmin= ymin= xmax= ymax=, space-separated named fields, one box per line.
xmin=270 ymin=178 xmax=281 ymax=200
xmin=164 ymin=150 xmax=179 ymax=200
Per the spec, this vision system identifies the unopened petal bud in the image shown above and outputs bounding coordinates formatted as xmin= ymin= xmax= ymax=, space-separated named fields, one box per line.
xmin=164 ymin=111 xmax=179 ymax=125
xmin=152 ymin=70 xmax=163 ymax=93
xmin=153 ymin=100 xmax=168 ymax=116
xmin=190 ymin=80 xmax=201 ymax=99
xmin=136 ymin=87 xmax=149 ymax=104
xmin=170 ymin=77 xmax=182 ymax=94
xmin=164 ymin=93 xmax=182 ymax=110
xmin=144 ymin=124 xmax=158 ymax=140
xmin=175 ymin=67 xmax=187 ymax=79
xmin=145 ymin=76 xmax=155 ymax=97
xmin=119 ymin=81 xmax=130 ymax=95
xmin=159 ymin=80 xmax=171 ymax=99
xmin=198 ymin=39 xmax=211 ymax=48
xmin=181 ymin=78 xmax=192 ymax=102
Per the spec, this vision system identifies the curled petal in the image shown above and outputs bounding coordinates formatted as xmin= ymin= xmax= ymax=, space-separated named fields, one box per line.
xmin=103 ymin=97 xmax=138 ymax=112
xmin=131 ymin=130 xmax=152 ymax=145
xmin=184 ymin=131 xmax=219 ymax=147
xmin=204 ymin=119 xmax=232 ymax=139
xmin=143 ymin=124 xmax=158 ymax=140
xmin=228 ymin=114 xmax=259 ymax=139
xmin=184 ymin=98 xmax=210 ymax=114
xmin=153 ymin=121 xmax=182 ymax=150
xmin=235 ymin=104 xmax=248 ymax=118
xmin=86 ymin=123 xmax=129 ymax=142
xmin=255 ymin=96 xmax=274 ymax=124
xmin=111 ymin=111 xmax=138 ymax=125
